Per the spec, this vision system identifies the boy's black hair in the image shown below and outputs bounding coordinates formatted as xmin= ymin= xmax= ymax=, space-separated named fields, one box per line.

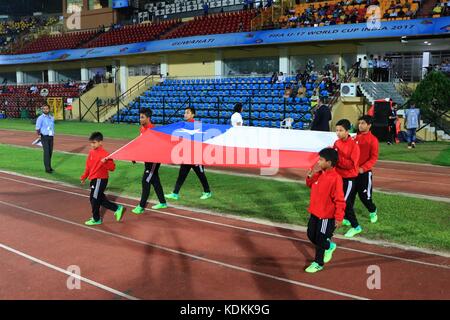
xmin=358 ymin=115 xmax=373 ymax=125
xmin=185 ymin=106 xmax=196 ymax=115
xmin=140 ymin=108 xmax=152 ymax=118
xmin=318 ymin=148 xmax=338 ymax=167
xmin=234 ymin=102 xmax=243 ymax=113
xmin=336 ymin=119 xmax=351 ymax=131
xmin=89 ymin=131 xmax=103 ymax=141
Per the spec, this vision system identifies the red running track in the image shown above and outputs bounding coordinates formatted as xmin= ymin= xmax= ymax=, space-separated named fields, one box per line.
xmin=0 ymin=171 xmax=449 ymax=300
xmin=1 ymin=129 xmax=449 ymax=199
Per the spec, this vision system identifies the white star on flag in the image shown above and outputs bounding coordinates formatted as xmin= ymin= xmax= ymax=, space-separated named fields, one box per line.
xmin=175 ymin=128 xmax=206 ymax=135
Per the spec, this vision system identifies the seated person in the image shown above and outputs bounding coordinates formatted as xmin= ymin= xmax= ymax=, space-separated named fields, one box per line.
xmin=283 ymin=85 xmax=293 ymax=98
xmin=297 ymin=85 xmax=307 ymax=97
xmin=277 ymin=72 xmax=286 ymax=83
xmin=432 ymin=5 xmax=443 ymax=14
xmin=29 ymin=85 xmax=38 ymax=94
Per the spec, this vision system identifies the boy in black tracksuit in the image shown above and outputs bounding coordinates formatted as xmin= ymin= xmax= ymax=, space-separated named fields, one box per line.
xmin=132 ymin=109 xmax=167 ymax=214
xmin=165 ymin=107 xmax=212 ymax=201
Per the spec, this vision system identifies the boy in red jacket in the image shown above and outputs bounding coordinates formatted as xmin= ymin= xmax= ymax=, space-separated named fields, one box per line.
xmin=81 ymin=132 xmax=124 ymax=226
xmin=333 ymin=119 xmax=362 ymax=238
xmin=305 ymin=148 xmax=345 ymax=273
xmin=355 ymin=115 xmax=378 ymax=223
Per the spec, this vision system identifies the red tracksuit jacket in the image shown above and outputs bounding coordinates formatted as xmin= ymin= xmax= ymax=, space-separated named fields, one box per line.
xmin=333 ymin=136 xmax=360 ymax=178
xmin=140 ymin=122 xmax=154 ymax=135
xmin=306 ymin=168 xmax=346 ymax=221
xmin=355 ymin=131 xmax=379 ymax=172
xmin=81 ymin=146 xmax=115 ymax=181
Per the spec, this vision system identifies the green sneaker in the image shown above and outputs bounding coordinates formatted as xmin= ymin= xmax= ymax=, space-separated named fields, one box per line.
xmin=165 ymin=193 xmax=179 ymax=200
xmin=324 ymin=241 xmax=337 ymax=263
xmin=345 ymin=226 xmax=362 ymax=238
xmin=114 ymin=205 xmax=125 ymax=222
xmin=370 ymin=210 xmax=378 ymax=223
xmin=151 ymin=203 xmax=168 ymax=210
xmin=342 ymin=219 xmax=351 ymax=227
xmin=85 ymin=218 xmax=102 ymax=226
xmin=132 ymin=205 xmax=145 ymax=215
xmin=200 ymin=192 xmax=212 ymax=200
xmin=305 ymin=262 xmax=323 ymax=273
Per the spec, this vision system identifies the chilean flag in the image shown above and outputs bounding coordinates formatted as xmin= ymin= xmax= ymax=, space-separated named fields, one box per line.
xmin=109 ymin=122 xmax=338 ymax=168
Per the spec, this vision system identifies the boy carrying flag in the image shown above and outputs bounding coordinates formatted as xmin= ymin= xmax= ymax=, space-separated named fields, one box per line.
xmin=132 ymin=109 xmax=168 ymax=214
xmin=333 ymin=119 xmax=362 ymax=238
xmin=305 ymin=148 xmax=345 ymax=273
xmin=165 ymin=107 xmax=212 ymax=201
xmin=355 ymin=115 xmax=379 ymax=223
xmin=81 ymin=132 xmax=124 ymax=226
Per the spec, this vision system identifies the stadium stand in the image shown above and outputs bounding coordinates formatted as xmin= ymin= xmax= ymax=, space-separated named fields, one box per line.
xmin=145 ymin=0 xmax=247 ymax=17
xmin=0 ymin=83 xmax=83 ymax=118
xmin=162 ymin=10 xmax=258 ymax=39
xmin=431 ymin=0 xmax=450 ymax=17
xmin=113 ymin=71 xmax=340 ymax=129
xmin=81 ymin=20 xmax=181 ymax=48
xmin=277 ymin=0 xmax=421 ymax=28
xmin=0 ymin=16 xmax=59 ymax=53
xmin=1 ymin=1 xmax=445 ymax=55
xmin=16 ymin=30 xmax=99 ymax=54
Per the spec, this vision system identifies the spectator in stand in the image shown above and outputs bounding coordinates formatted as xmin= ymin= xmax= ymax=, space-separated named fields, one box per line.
xmin=353 ymin=58 xmax=361 ymax=78
xmin=405 ymin=8 xmax=415 ymax=18
xmin=360 ymin=56 xmax=368 ymax=79
xmin=432 ymin=4 xmax=443 ymax=15
xmin=283 ymin=85 xmax=293 ymax=98
xmin=381 ymin=57 xmax=390 ymax=81
xmin=368 ymin=55 xmax=374 ymax=80
xmin=238 ymin=21 xmax=244 ymax=32
xmin=297 ymin=84 xmax=307 ymax=98
xmin=277 ymin=72 xmax=286 ymax=83
xmin=310 ymin=90 xmax=320 ymax=109
xmin=270 ymin=72 xmax=278 ymax=84
xmin=105 ymin=71 xmax=112 ymax=83
xmin=94 ymin=72 xmax=102 ymax=84
xmin=373 ymin=57 xmax=380 ymax=82
xmin=202 ymin=2 xmax=209 ymax=16
xmin=29 ymin=85 xmax=39 ymax=94
xmin=79 ymin=82 xmax=87 ymax=93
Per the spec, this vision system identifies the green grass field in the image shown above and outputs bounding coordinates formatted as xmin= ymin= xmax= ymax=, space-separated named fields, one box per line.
xmin=1 ymin=119 xmax=449 ymax=166
xmin=1 ymin=144 xmax=449 ymax=252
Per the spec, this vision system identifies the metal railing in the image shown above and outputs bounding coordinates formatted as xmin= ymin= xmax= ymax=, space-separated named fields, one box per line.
xmin=82 ymin=74 xmax=158 ymax=123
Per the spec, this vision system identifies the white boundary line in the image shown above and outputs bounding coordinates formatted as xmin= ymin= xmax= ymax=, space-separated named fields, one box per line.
xmin=1 ymin=172 xmax=450 ymax=267
xmin=0 ymin=243 xmax=140 ymax=300
xmin=0 ymin=200 xmax=369 ymax=300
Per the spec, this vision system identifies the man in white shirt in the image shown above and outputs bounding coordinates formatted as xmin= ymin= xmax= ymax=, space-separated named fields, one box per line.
xmin=360 ymin=56 xmax=368 ymax=79
xmin=231 ymin=103 xmax=243 ymax=126
xmin=277 ymin=72 xmax=286 ymax=83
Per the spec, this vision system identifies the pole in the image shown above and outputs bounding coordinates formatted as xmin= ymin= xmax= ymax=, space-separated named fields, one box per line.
xmin=97 ymin=97 xmax=100 ymax=123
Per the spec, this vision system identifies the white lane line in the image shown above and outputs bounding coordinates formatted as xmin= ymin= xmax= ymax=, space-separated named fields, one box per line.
xmin=1 ymin=174 xmax=450 ymax=269
xmin=0 ymin=200 xmax=368 ymax=300
xmin=0 ymin=243 xmax=140 ymax=300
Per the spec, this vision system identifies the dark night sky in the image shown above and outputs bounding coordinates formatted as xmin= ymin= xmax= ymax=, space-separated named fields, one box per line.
xmin=0 ymin=0 xmax=62 ymax=16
